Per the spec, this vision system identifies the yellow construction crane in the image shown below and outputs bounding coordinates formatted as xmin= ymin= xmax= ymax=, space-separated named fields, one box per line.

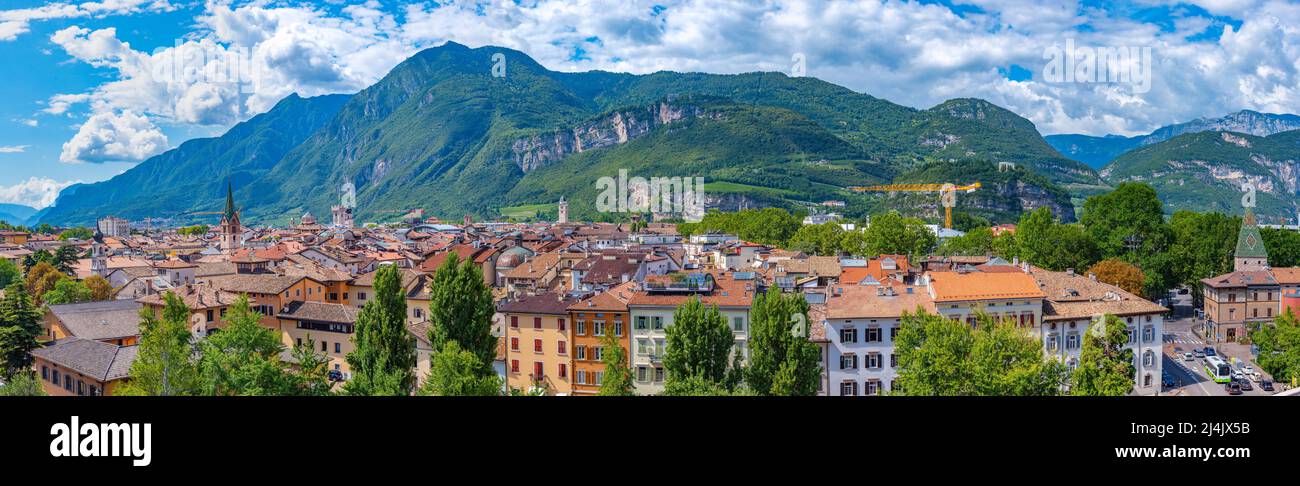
xmin=849 ymin=182 xmax=982 ymax=229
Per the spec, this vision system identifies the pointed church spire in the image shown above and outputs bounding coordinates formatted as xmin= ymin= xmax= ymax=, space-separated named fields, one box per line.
xmin=224 ymin=180 xmax=236 ymax=220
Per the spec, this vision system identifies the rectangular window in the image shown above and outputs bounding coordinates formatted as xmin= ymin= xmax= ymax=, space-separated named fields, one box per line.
xmin=576 ymin=370 xmax=587 ymax=385
xmin=321 ymin=341 xmax=327 ymax=352
xmin=558 ymin=341 xmax=567 ymax=355
xmin=533 ymin=317 xmax=542 ymax=329
xmin=576 ymin=346 xmax=586 ymax=360
xmin=654 ymin=367 xmax=665 ymax=382
xmin=840 ymin=353 xmax=857 ymax=370
xmin=334 ymin=342 xmax=341 ymax=353
xmin=866 ymin=353 xmax=881 ymax=369
xmin=594 ymin=321 xmax=606 ymax=336
xmin=511 ymin=337 xmax=519 ymax=351
xmin=652 ymin=316 xmax=664 ymax=330
xmin=637 ymin=366 xmax=648 ymax=382
xmin=840 ymin=327 xmax=857 ymax=344
xmin=534 ymin=339 xmax=543 ymax=353
xmin=511 ymin=360 xmax=519 ymax=373
xmin=558 ymin=318 xmax=566 ymax=332
xmin=840 ymin=381 xmax=857 ymax=396
xmin=865 ymin=328 xmax=882 ymax=343
xmin=614 ymin=321 xmax=624 ymax=336
xmin=576 ymin=321 xmax=586 ymax=335
xmin=533 ymin=362 xmax=543 ymax=378
xmin=511 ymin=316 xmax=518 ymax=328
xmin=636 ymin=316 xmax=648 ymax=330
xmin=732 ymin=316 xmax=744 ymax=333
xmin=594 ymin=346 xmax=604 ymax=361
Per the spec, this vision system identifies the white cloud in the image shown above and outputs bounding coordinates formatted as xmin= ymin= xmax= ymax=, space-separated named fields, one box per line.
xmin=0 ymin=0 xmax=172 ymax=41
xmin=38 ymin=0 xmax=1300 ymax=150
xmin=0 ymin=145 xmax=30 ymax=153
xmin=60 ymin=110 xmax=168 ymax=163
xmin=0 ymin=177 xmax=79 ymax=209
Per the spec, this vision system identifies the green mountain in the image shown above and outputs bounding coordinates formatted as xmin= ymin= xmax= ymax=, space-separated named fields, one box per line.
xmin=1046 ymin=110 xmax=1300 ymax=169
xmin=1101 ymin=130 xmax=1300 ymax=222
xmin=40 ymin=93 xmax=351 ymax=225
xmin=40 ymin=42 xmax=1097 ymax=226
xmin=0 ymin=203 xmax=38 ymax=226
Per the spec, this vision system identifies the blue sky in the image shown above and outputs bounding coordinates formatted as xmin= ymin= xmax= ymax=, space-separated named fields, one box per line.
xmin=1 ymin=0 xmax=1297 ymax=209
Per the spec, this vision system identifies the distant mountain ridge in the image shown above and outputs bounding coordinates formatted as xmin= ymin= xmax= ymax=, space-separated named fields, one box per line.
xmin=0 ymin=203 xmax=38 ymax=226
xmin=39 ymin=42 xmax=1098 ymax=226
xmin=1101 ymin=129 xmax=1300 ymax=222
xmin=1047 ymin=110 xmax=1300 ymax=169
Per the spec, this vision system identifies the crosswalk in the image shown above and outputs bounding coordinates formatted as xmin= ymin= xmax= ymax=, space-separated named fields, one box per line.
xmin=1163 ymin=333 xmax=1205 ymax=346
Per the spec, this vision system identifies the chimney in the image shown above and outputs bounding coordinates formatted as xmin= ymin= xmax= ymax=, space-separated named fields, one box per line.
xmin=1088 ymin=272 xmax=1097 ymax=281
xmin=1066 ymin=268 xmax=1075 ymax=276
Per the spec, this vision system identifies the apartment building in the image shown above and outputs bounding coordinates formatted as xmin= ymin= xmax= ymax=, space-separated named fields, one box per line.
xmin=627 ymin=272 xmax=755 ymax=395
xmin=1029 ymin=266 xmax=1166 ymax=394
xmin=822 ymin=283 xmax=934 ymax=396
xmin=567 ymin=281 xmax=634 ymax=395
xmin=500 ymin=292 xmax=581 ymax=395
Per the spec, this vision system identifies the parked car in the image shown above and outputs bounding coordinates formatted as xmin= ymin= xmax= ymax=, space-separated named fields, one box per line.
xmin=1260 ymin=380 xmax=1275 ymax=392
xmin=1225 ymin=382 xmax=1243 ymax=395
xmin=1162 ymin=373 xmax=1175 ymax=388
xmin=327 ymin=370 xmax=343 ymax=382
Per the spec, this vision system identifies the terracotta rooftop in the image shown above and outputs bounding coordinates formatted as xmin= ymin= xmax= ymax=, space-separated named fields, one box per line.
xmin=826 ymin=284 xmax=935 ymax=319
xmin=927 ymin=270 xmax=1046 ymax=302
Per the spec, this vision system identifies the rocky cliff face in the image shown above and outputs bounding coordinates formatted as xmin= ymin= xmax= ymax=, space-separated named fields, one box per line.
xmin=510 ymin=102 xmax=718 ymax=173
xmin=1146 ymin=110 xmax=1300 ymax=143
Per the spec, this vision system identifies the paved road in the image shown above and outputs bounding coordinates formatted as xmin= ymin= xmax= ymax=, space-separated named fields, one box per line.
xmin=1160 ymin=305 xmax=1277 ymax=396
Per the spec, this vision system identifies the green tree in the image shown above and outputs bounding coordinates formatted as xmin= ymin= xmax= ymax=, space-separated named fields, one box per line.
xmin=198 ymin=295 xmax=293 ymax=395
xmin=120 ymin=292 xmax=202 ymax=396
xmin=0 ymin=259 xmax=20 ymax=289
xmin=938 ymin=227 xmax=995 ymax=256
xmin=661 ymin=375 xmax=755 ymax=396
xmin=663 ymin=296 xmax=736 ymax=390
xmin=289 ymin=334 xmax=334 ymax=396
xmin=0 ymin=370 xmax=46 ymax=396
xmin=0 ymin=282 xmax=43 ymax=379
xmin=41 ymin=279 xmax=93 ymax=305
xmin=1014 ymin=207 xmax=1099 ymax=271
xmin=344 ymin=264 xmax=416 ymax=396
xmin=1251 ymin=309 xmax=1300 ymax=386
xmin=1080 ymin=183 xmax=1175 ymax=299
xmin=57 ymin=227 xmax=94 ymax=241
xmin=846 ymin=211 xmax=936 ymax=257
xmin=786 ymin=221 xmax=844 ymax=256
xmin=1261 ymin=227 xmax=1300 ymax=268
xmin=745 ymin=287 xmax=820 ymax=396
xmin=597 ymin=331 xmax=635 ymax=396
xmin=894 ymin=311 xmax=1066 ymax=395
xmin=427 ymin=254 xmax=497 ymax=376
xmin=419 ymin=341 xmax=502 ymax=396
xmin=1169 ymin=211 xmax=1238 ymax=306
xmin=1070 ymin=314 xmax=1135 ymax=396
xmin=52 ymin=245 xmax=81 ymax=274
